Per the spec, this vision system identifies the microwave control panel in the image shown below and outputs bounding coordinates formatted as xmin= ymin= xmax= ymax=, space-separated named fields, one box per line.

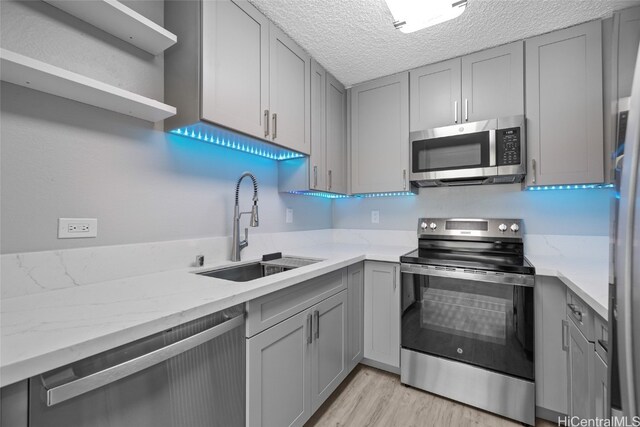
xmin=496 ymin=127 xmax=521 ymax=166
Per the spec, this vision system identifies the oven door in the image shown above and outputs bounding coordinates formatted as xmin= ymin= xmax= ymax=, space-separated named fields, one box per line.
xmin=410 ymin=119 xmax=497 ymax=182
xmin=400 ymin=264 xmax=534 ymax=381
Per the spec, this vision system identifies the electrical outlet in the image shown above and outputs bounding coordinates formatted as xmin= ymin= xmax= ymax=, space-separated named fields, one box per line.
xmin=286 ymin=208 xmax=293 ymax=224
xmin=371 ymin=210 xmax=380 ymax=224
xmin=58 ymin=218 xmax=97 ymax=239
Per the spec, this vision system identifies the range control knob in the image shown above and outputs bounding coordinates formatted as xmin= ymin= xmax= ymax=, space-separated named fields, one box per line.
xmin=429 ymin=222 xmax=437 ymax=230
xmin=420 ymin=221 xmax=428 ymax=230
xmin=510 ymin=223 xmax=520 ymax=232
xmin=498 ymin=223 xmax=507 ymax=232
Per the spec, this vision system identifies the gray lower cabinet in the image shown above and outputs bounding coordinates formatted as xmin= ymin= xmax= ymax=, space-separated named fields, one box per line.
xmin=363 ymin=261 xmax=400 ymax=370
xmin=247 ymin=289 xmax=347 ymax=427
xmin=1 ymin=380 xmax=28 ymax=427
xmin=534 ymin=275 xmax=568 ymax=417
xmin=593 ymin=349 xmax=608 ymax=419
xmin=347 ymin=262 xmax=364 ymax=371
xmin=350 ymin=73 xmax=410 ymax=194
xmin=525 ymin=20 xmax=604 ymax=187
xmin=567 ymin=318 xmax=595 ymax=419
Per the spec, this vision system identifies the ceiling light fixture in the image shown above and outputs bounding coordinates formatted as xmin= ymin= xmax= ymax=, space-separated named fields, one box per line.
xmin=385 ymin=0 xmax=468 ymax=33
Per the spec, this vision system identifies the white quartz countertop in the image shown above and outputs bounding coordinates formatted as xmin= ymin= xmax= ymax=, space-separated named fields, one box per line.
xmin=0 ymin=243 xmax=413 ymax=387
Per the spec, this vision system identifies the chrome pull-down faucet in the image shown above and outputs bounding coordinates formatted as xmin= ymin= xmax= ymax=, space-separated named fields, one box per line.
xmin=231 ymin=172 xmax=259 ymax=261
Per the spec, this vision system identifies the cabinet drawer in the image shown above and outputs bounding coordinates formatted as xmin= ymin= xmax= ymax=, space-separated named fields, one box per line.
xmin=566 ymin=288 xmax=595 ymax=342
xmin=246 ymin=268 xmax=347 ymax=337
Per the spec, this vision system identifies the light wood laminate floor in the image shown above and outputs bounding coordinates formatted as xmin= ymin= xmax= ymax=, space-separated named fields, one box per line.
xmin=306 ymin=365 xmax=557 ymax=427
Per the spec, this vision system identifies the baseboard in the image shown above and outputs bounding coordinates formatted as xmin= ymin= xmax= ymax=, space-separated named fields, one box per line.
xmin=536 ymin=406 xmax=566 ymax=423
xmin=360 ymin=357 xmax=400 ymax=375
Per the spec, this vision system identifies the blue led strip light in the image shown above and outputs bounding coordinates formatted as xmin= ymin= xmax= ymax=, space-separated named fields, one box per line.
xmin=170 ymin=123 xmax=305 ymax=161
xmin=287 ymin=191 xmax=416 ymax=199
xmin=526 ymin=183 xmax=614 ymax=191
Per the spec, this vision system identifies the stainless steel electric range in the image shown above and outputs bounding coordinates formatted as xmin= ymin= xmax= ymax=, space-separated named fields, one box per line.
xmin=400 ymin=218 xmax=536 ymax=425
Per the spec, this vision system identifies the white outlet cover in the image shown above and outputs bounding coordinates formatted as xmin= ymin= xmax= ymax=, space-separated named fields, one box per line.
xmin=286 ymin=208 xmax=293 ymax=224
xmin=58 ymin=218 xmax=98 ymax=239
xmin=371 ymin=210 xmax=380 ymax=224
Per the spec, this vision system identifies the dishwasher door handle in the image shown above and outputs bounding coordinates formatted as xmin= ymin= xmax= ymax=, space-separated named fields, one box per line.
xmin=44 ymin=313 xmax=245 ymax=407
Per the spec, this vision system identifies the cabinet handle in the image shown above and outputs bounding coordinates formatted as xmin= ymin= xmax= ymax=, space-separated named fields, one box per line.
xmin=464 ymin=99 xmax=468 ymax=122
xmin=328 ymin=170 xmax=332 ymax=191
xmin=264 ymin=110 xmax=269 ymax=137
xmin=562 ymin=319 xmax=569 ymax=352
xmin=403 ymin=169 xmax=407 ymax=190
xmin=272 ymin=113 xmax=277 ymax=140
xmin=531 ymin=159 xmax=537 ymax=184
xmin=307 ymin=313 xmax=313 ymax=344
xmin=568 ymin=303 xmax=584 ymax=323
xmin=454 ymin=101 xmax=458 ymax=123
xmin=393 ymin=266 xmax=397 ymax=291
xmin=313 ymin=166 xmax=318 ymax=188
xmin=314 ymin=310 xmax=319 ymax=339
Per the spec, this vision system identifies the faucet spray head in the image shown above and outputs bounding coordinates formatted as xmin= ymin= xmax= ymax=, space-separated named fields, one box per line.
xmin=250 ymin=203 xmax=259 ymax=227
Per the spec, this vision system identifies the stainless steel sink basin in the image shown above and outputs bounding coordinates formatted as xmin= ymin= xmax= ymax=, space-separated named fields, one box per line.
xmin=196 ymin=256 xmax=321 ymax=282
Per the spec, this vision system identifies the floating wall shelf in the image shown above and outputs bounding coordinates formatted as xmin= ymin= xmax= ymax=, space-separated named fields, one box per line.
xmin=0 ymin=49 xmax=176 ymax=123
xmin=42 ymin=0 xmax=177 ymax=55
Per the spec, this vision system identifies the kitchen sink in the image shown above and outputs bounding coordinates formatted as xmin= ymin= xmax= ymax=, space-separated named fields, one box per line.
xmin=196 ymin=255 xmax=321 ymax=282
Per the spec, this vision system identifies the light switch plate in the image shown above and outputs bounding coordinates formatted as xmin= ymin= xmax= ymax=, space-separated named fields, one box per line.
xmin=58 ymin=218 xmax=97 ymax=238
xmin=371 ymin=210 xmax=380 ymax=224
xmin=286 ymin=208 xmax=293 ymax=224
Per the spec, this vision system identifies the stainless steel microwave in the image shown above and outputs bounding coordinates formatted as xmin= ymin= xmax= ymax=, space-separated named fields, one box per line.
xmin=409 ymin=115 xmax=526 ymax=187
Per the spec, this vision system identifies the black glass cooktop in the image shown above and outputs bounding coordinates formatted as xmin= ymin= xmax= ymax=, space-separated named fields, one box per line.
xmin=400 ymin=248 xmax=535 ymax=275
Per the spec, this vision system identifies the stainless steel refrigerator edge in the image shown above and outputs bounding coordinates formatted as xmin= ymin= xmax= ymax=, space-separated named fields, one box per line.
xmin=614 ymin=42 xmax=640 ymax=419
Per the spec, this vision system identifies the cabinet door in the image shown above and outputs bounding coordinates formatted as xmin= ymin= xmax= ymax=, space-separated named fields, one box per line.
xmin=567 ymin=319 xmax=595 ymax=419
xmin=247 ymin=309 xmax=311 ymax=427
xmin=325 ymin=72 xmax=347 ymax=194
xmin=593 ymin=351 xmax=608 ymax=420
xmin=525 ymin=21 xmax=604 ymax=186
xmin=1 ymin=381 xmax=28 ymax=427
xmin=310 ymin=60 xmax=326 ymax=190
xmin=347 ymin=262 xmax=364 ymax=371
xmin=409 ymin=58 xmax=461 ymax=131
xmin=363 ymin=262 xmax=400 ymax=368
xmin=351 ymin=73 xmax=409 ymax=194
xmin=461 ymin=41 xmax=524 ymax=122
xmin=311 ymin=291 xmax=347 ymax=412
xmin=617 ymin=7 xmax=640 ymax=99
xmin=270 ymin=24 xmax=311 ymax=155
xmin=534 ymin=276 xmax=568 ymax=415
xmin=201 ymin=0 xmax=269 ymax=140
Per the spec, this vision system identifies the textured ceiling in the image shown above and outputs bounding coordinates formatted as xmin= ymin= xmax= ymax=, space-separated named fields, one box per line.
xmin=248 ymin=0 xmax=640 ymax=87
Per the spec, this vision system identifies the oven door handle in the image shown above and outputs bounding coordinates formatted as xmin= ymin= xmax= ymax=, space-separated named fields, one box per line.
xmin=400 ymin=263 xmax=534 ymax=287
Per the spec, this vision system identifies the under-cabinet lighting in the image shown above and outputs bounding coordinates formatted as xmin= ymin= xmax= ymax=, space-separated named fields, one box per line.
xmin=287 ymin=191 xmax=417 ymax=199
xmin=385 ymin=0 xmax=467 ymax=33
xmin=526 ymin=184 xmax=614 ymax=191
xmin=170 ymin=123 xmax=305 ymax=161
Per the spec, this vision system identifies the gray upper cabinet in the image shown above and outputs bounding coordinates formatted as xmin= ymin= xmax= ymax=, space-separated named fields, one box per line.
xmin=310 ymin=60 xmax=326 ymax=191
xmin=200 ymin=0 xmax=269 ymax=140
xmin=461 ymin=42 xmax=524 ymax=122
xmin=325 ymin=73 xmax=347 ymax=194
xmin=410 ymin=58 xmax=461 ymax=130
xmin=617 ymin=7 xmax=640 ymax=99
xmin=525 ymin=21 xmax=604 ymax=186
xmin=409 ymin=41 xmax=523 ymax=131
xmin=351 ymin=73 xmax=409 ymax=194
xmin=165 ymin=0 xmax=310 ymax=154
xmin=347 ymin=262 xmax=364 ymax=371
xmin=269 ymin=24 xmax=311 ymax=155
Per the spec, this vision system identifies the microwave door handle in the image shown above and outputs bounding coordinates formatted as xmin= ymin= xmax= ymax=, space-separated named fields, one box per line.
xmin=489 ymin=129 xmax=496 ymax=166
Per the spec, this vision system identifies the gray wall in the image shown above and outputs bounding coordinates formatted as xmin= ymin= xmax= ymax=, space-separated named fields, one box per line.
xmin=0 ymin=0 xmax=331 ymax=254
xmin=333 ymin=183 xmax=612 ymax=236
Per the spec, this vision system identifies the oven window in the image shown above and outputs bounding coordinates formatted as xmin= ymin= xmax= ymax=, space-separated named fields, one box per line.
xmin=401 ymin=273 xmax=534 ymax=381
xmin=412 ymin=131 xmax=490 ymax=173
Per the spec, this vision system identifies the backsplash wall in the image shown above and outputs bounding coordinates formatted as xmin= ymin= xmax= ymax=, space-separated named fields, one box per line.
xmin=333 ymin=184 xmax=612 ymax=236
xmin=0 ymin=0 xmax=331 ymax=254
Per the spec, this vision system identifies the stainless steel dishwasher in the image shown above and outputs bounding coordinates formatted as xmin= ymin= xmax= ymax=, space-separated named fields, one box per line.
xmin=29 ymin=304 xmax=245 ymax=427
